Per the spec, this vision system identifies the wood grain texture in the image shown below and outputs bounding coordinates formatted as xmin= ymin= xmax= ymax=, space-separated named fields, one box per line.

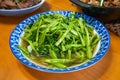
xmin=0 ymin=0 xmax=120 ymax=80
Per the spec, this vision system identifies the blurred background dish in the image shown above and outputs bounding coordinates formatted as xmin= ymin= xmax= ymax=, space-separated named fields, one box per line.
xmin=0 ymin=0 xmax=45 ymax=16
xmin=69 ymin=0 xmax=120 ymax=23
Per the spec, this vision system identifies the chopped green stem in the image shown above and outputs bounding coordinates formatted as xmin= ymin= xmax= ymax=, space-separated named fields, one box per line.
xmin=55 ymin=30 xmax=69 ymax=46
xmin=42 ymin=59 xmax=73 ymax=64
xmin=100 ymin=0 xmax=104 ymax=6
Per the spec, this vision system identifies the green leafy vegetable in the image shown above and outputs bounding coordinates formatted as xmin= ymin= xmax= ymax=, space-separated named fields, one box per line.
xmin=100 ymin=0 xmax=104 ymax=6
xmin=18 ymin=13 xmax=101 ymax=69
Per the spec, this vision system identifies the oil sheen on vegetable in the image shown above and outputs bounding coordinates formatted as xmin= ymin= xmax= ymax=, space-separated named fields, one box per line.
xmin=18 ymin=13 xmax=101 ymax=69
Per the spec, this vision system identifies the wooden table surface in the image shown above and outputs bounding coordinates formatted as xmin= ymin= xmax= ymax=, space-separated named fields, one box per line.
xmin=0 ymin=0 xmax=120 ymax=80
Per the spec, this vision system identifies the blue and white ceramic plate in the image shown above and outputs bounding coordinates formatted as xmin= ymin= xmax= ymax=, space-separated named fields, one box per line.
xmin=9 ymin=10 xmax=110 ymax=73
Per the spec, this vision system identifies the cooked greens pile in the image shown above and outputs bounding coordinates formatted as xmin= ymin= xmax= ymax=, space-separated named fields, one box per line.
xmin=18 ymin=13 xmax=101 ymax=68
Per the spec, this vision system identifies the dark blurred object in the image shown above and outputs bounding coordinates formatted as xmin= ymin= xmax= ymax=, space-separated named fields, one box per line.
xmin=70 ymin=0 xmax=120 ymax=23
xmin=105 ymin=18 xmax=120 ymax=36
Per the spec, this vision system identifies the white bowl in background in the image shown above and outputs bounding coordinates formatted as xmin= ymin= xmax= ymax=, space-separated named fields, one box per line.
xmin=0 ymin=0 xmax=45 ymax=16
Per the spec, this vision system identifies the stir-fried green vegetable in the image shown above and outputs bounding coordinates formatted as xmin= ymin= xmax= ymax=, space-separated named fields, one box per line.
xmin=100 ymin=0 xmax=104 ymax=6
xmin=18 ymin=13 xmax=101 ymax=69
